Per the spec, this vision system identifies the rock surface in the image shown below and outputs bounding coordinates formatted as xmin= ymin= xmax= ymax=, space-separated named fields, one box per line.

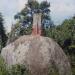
xmin=1 ymin=35 xmax=72 ymax=75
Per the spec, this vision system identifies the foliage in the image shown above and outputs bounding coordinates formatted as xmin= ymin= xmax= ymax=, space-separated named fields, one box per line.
xmin=9 ymin=64 xmax=30 ymax=75
xmin=0 ymin=55 xmax=30 ymax=75
xmin=0 ymin=1 xmax=75 ymax=75
xmin=19 ymin=25 xmax=32 ymax=35
xmin=28 ymin=1 xmax=39 ymax=10
xmin=45 ymin=17 xmax=75 ymax=51
xmin=0 ymin=55 xmax=9 ymax=75
xmin=48 ymin=62 xmax=59 ymax=75
xmin=0 ymin=13 xmax=8 ymax=52
xmin=0 ymin=56 xmax=60 ymax=75
xmin=44 ymin=16 xmax=75 ymax=75
xmin=8 ymin=0 xmax=54 ymax=43
xmin=13 ymin=0 xmax=53 ymax=36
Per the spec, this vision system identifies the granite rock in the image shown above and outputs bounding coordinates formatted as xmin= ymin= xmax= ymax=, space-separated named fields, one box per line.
xmin=1 ymin=35 xmax=72 ymax=75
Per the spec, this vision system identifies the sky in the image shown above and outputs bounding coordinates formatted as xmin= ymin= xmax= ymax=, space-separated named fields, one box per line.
xmin=0 ymin=0 xmax=75 ymax=32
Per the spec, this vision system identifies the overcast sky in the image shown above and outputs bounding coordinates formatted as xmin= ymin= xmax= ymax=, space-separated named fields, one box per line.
xmin=0 ymin=0 xmax=75 ymax=32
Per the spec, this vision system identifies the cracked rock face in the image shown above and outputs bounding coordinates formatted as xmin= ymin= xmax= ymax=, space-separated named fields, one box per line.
xmin=1 ymin=35 xmax=72 ymax=75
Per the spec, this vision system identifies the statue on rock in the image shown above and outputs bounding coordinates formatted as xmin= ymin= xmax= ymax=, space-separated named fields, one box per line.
xmin=32 ymin=13 xmax=42 ymax=35
xmin=28 ymin=0 xmax=42 ymax=35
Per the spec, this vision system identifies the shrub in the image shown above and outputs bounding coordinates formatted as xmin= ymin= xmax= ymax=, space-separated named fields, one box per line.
xmin=9 ymin=64 xmax=30 ymax=75
xmin=0 ymin=55 xmax=9 ymax=75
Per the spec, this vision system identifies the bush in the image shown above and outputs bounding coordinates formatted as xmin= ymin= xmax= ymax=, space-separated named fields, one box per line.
xmin=9 ymin=64 xmax=30 ymax=75
xmin=0 ymin=55 xmax=9 ymax=75
xmin=0 ymin=55 xmax=31 ymax=75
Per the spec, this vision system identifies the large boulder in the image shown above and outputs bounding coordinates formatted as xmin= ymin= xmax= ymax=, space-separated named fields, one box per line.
xmin=1 ymin=35 xmax=72 ymax=75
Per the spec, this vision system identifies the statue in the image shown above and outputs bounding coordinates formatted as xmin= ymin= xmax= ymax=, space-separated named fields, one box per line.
xmin=32 ymin=13 xmax=42 ymax=35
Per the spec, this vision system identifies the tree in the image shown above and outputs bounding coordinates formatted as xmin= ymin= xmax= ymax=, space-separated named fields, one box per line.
xmin=0 ymin=13 xmax=7 ymax=52
xmin=45 ymin=16 xmax=75 ymax=54
xmin=14 ymin=0 xmax=54 ymax=36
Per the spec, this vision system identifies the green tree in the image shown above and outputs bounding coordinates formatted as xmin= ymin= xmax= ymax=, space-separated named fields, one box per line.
xmin=0 ymin=13 xmax=7 ymax=52
xmin=14 ymin=0 xmax=53 ymax=36
xmin=44 ymin=16 xmax=75 ymax=75
xmin=47 ymin=17 xmax=75 ymax=47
